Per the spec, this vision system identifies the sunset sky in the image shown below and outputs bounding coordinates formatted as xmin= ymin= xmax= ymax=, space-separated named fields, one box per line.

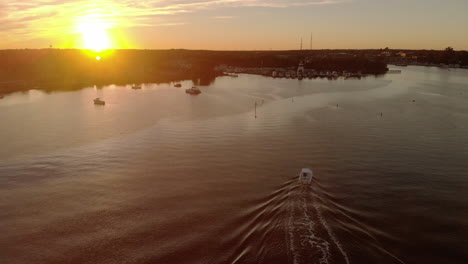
xmin=1 ymin=0 xmax=467 ymax=50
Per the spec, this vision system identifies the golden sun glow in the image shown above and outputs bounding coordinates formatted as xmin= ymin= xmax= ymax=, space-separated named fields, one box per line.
xmin=78 ymin=19 xmax=111 ymax=52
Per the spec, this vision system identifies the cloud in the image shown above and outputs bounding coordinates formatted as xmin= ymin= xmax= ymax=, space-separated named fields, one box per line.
xmin=212 ymin=16 xmax=237 ymax=19
xmin=0 ymin=0 xmax=349 ymax=44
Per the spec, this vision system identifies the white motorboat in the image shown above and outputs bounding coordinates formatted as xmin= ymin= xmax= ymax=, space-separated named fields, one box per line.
xmin=93 ymin=98 xmax=105 ymax=105
xmin=185 ymin=86 xmax=201 ymax=95
xmin=299 ymin=168 xmax=313 ymax=184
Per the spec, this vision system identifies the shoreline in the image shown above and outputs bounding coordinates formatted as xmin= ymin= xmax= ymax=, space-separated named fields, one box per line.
xmin=0 ymin=71 xmax=380 ymax=97
xmin=4 ymin=64 xmax=466 ymax=97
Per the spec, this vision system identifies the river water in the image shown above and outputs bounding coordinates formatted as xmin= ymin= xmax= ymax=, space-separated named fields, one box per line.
xmin=1 ymin=66 xmax=467 ymax=264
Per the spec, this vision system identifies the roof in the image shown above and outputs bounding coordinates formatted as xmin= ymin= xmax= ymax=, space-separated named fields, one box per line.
xmin=301 ymin=168 xmax=313 ymax=174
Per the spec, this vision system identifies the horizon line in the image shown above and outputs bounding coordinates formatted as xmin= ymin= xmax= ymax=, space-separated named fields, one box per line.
xmin=1 ymin=48 xmax=466 ymax=52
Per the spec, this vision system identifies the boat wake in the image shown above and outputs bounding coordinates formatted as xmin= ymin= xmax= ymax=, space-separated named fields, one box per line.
xmin=287 ymin=184 xmax=350 ymax=264
xmin=223 ymin=180 xmax=352 ymax=264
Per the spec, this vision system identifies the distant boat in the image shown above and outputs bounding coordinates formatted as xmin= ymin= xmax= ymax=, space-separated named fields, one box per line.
xmin=132 ymin=85 xmax=142 ymax=89
xmin=299 ymin=168 xmax=313 ymax=184
xmin=174 ymin=84 xmax=182 ymax=88
xmin=185 ymin=87 xmax=201 ymax=95
xmin=93 ymin=98 xmax=105 ymax=105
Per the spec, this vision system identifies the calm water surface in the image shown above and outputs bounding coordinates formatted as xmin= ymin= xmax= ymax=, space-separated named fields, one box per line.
xmin=1 ymin=66 xmax=467 ymax=264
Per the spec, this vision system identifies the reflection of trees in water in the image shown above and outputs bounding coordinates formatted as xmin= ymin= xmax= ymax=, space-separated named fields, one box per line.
xmin=192 ymin=76 xmax=216 ymax=86
xmin=0 ymin=75 xmax=218 ymax=95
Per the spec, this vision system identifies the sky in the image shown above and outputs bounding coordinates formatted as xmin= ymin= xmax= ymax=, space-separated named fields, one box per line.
xmin=1 ymin=0 xmax=467 ymax=50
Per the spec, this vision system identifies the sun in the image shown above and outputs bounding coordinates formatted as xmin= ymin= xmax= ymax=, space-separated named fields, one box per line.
xmin=78 ymin=20 xmax=111 ymax=52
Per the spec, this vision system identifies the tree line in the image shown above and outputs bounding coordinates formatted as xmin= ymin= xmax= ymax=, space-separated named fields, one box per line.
xmin=0 ymin=49 xmax=389 ymax=94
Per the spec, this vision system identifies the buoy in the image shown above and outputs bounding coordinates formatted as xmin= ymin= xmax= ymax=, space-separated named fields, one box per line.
xmin=254 ymin=101 xmax=257 ymax=119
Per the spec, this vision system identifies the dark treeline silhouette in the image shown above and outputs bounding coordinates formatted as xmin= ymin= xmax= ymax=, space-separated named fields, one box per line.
xmin=193 ymin=50 xmax=388 ymax=74
xmin=377 ymin=47 xmax=468 ymax=66
xmin=0 ymin=49 xmax=222 ymax=94
xmin=0 ymin=49 xmax=389 ymax=94
xmin=411 ymin=47 xmax=468 ymax=65
xmin=304 ymin=57 xmax=387 ymax=74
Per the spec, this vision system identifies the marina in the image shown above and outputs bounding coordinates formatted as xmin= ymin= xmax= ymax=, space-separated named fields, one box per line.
xmin=219 ymin=62 xmax=365 ymax=80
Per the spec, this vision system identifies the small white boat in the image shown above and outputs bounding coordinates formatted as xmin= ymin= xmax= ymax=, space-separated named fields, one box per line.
xmin=185 ymin=86 xmax=201 ymax=95
xmin=132 ymin=85 xmax=142 ymax=89
xmin=299 ymin=168 xmax=313 ymax=184
xmin=93 ymin=98 xmax=105 ymax=105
